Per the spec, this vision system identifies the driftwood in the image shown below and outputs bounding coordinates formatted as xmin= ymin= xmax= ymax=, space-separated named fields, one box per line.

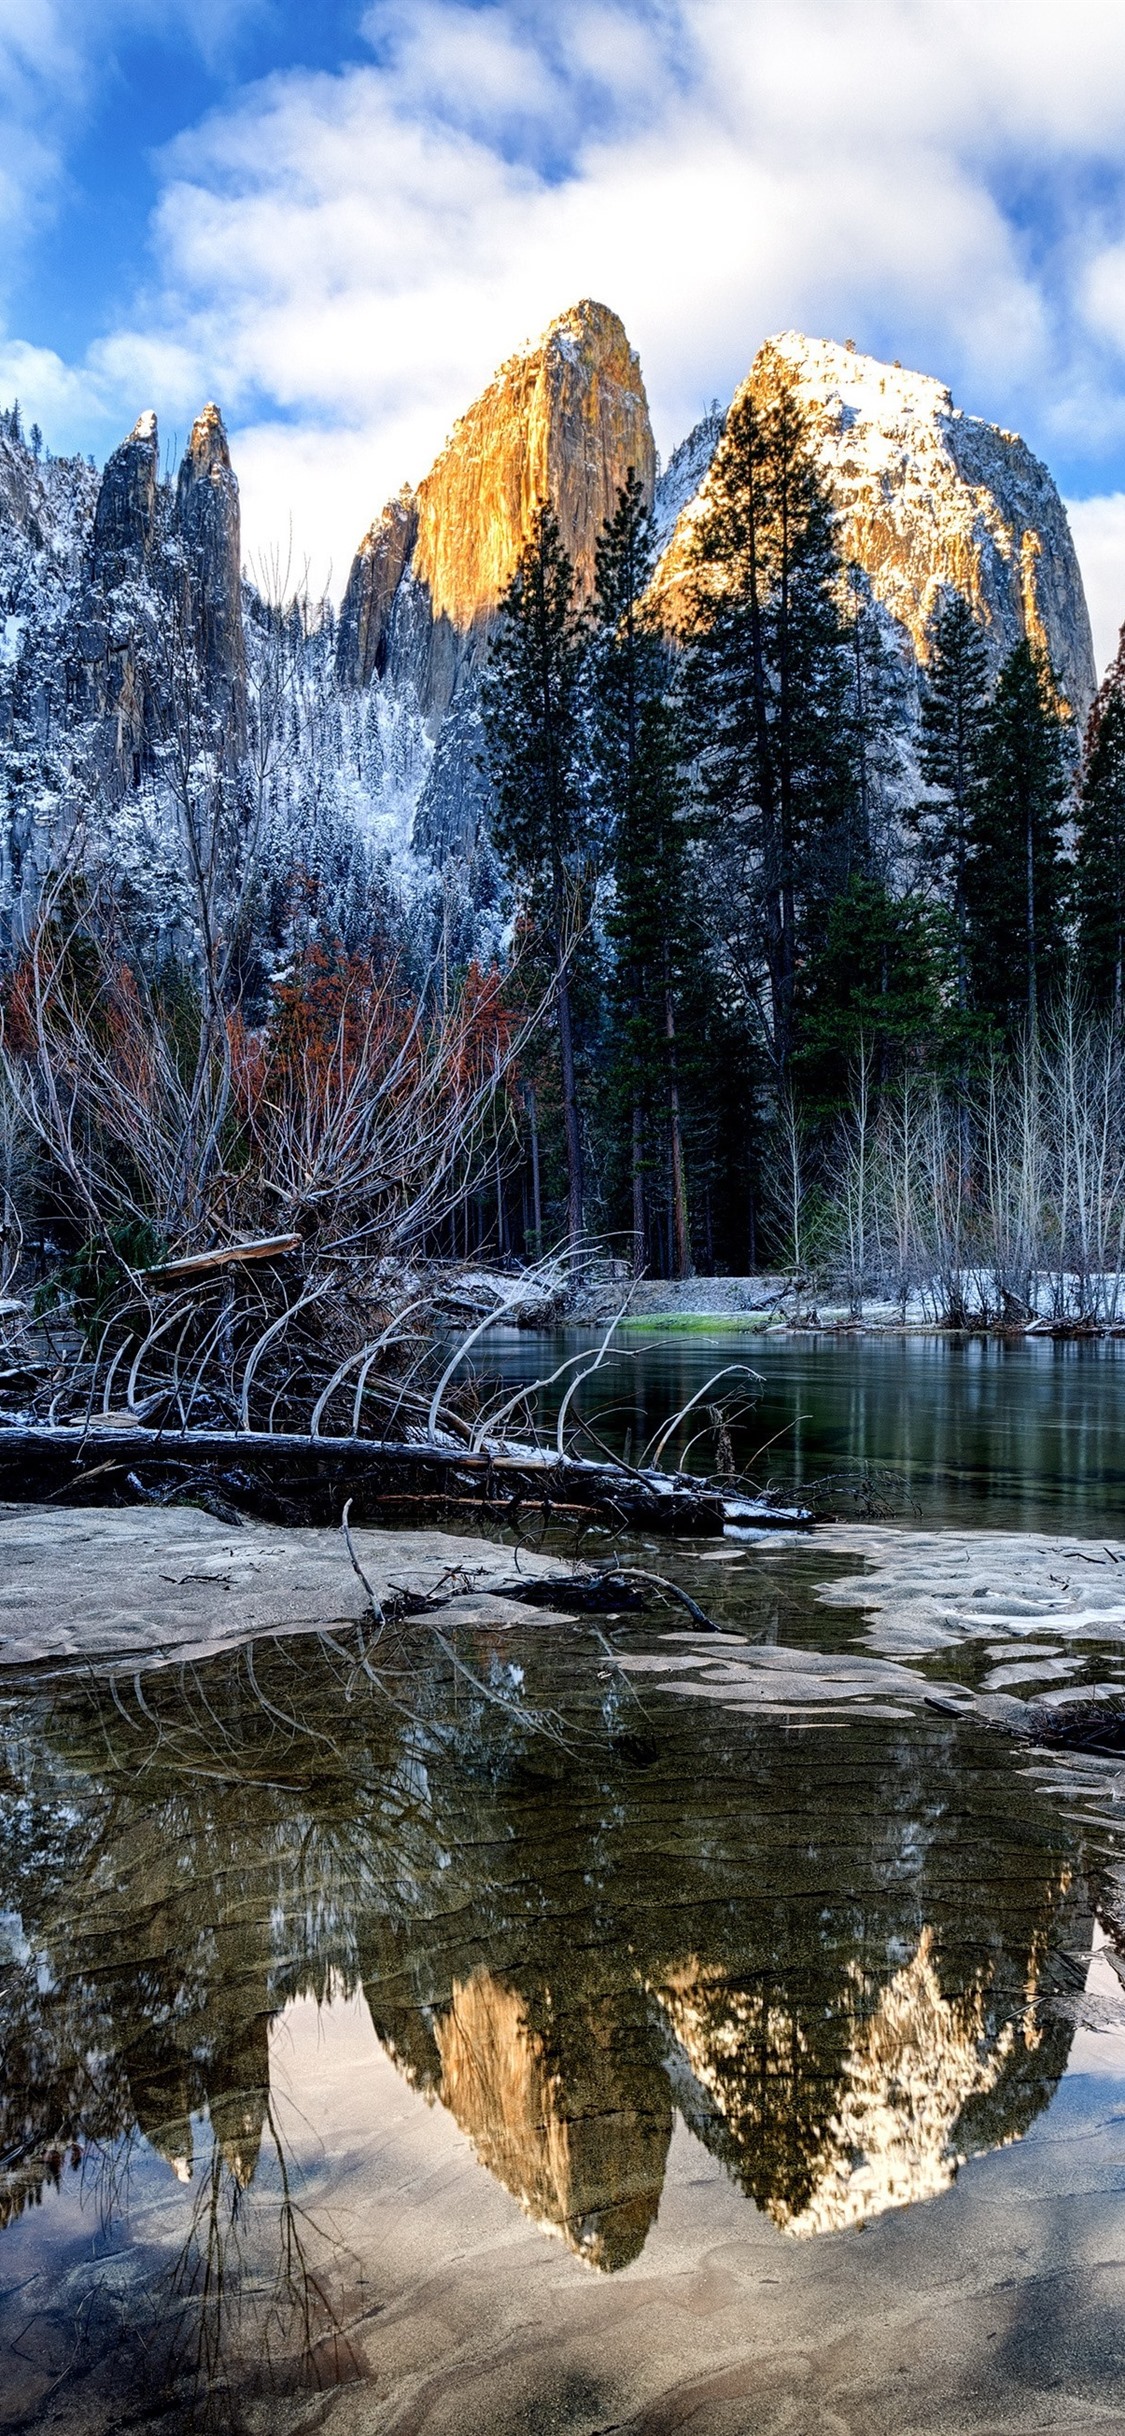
xmin=926 ymin=1686 xmax=1125 ymax=1755
xmin=0 ymin=1421 xmax=813 ymax=1536
xmin=145 ymin=1235 xmax=303 ymax=1281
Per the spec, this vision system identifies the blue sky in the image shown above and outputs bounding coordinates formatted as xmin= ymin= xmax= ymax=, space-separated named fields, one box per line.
xmin=6 ymin=1 xmax=1125 ymax=662
xmin=11 ymin=8 xmax=369 ymax=363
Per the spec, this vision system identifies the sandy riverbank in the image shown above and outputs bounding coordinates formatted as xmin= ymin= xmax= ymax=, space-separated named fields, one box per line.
xmin=0 ymin=1504 xmax=578 ymax=1672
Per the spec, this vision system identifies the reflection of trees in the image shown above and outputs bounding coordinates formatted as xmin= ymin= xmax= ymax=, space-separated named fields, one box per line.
xmin=152 ymin=2086 xmax=357 ymax=2428
xmin=0 ymin=1625 xmax=1093 ymax=2414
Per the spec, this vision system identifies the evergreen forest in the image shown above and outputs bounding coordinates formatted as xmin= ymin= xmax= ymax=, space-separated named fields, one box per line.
xmin=479 ymin=353 xmax=1125 ymax=1323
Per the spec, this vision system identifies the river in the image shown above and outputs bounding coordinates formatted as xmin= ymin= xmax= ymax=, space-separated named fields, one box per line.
xmin=3 ymin=1335 xmax=1125 ymax=2431
xmin=479 ymin=1322 xmax=1125 ymax=1530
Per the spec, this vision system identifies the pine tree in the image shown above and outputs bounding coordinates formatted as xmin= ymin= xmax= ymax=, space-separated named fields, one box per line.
xmin=794 ymin=873 xmax=946 ymax=1106
xmin=682 ymin=345 xmax=854 ymax=1078
xmin=1074 ymin=626 xmax=1125 ymax=1015
xmin=969 ymin=639 xmax=1071 ymax=1034
xmin=913 ymin=589 xmax=991 ymax=1016
xmin=841 ymin=566 xmax=907 ymax=876
xmin=590 ymin=470 xmax=699 ymax=1277
xmin=481 ymin=502 xmax=589 ymax=1247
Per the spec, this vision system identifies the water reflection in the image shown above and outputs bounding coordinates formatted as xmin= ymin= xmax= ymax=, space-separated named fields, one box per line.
xmin=429 ymin=1966 xmax=671 ymax=2269
xmin=0 ymin=1620 xmax=1103 ymax=2416
xmin=481 ymin=1326 xmax=1125 ymax=1529
xmin=659 ymin=1922 xmax=1063 ymax=2237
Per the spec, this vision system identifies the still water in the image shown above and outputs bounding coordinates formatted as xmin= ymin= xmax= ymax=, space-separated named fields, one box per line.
xmin=5 ymin=1337 xmax=1125 ymax=2430
xmin=482 ymin=1324 xmax=1125 ymax=1531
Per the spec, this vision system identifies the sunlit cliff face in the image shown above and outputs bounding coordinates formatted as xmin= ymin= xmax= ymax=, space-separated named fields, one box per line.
xmin=411 ymin=301 xmax=655 ymax=633
xmin=651 ymin=333 xmax=1095 ymax=719
xmin=337 ymin=299 xmax=655 ymax=718
xmin=330 ymin=303 xmax=1095 ymax=860
xmin=433 ymin=1966 xmax=671 ymax=2272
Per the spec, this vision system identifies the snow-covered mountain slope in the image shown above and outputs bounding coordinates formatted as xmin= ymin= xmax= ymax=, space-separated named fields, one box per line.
xmin=654 ymin=334 xmax=1096 ymax=722
xmin=0 ymin=401 xmax=254 ymax=917
xmin=652 ymin=406 xmax=726 ymax=555
xmin=0 ymin=403 xmax=465 ymax=962
xmin=0 ymin=316 xmax=1102 ymax=937
xmin=0 ymin=419 xmax=99 ymax=905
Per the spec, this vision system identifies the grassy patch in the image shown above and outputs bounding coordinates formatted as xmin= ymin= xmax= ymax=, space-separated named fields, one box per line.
xmin=614 ymin=1310 xmax=780 ymax=1334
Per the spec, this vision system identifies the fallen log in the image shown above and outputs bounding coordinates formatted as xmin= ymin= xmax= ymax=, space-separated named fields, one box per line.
xmin=144 ymin=1234 xmax=303 ymax=1282
xmin=0 ymin=1422 xmax=813 ymax=1536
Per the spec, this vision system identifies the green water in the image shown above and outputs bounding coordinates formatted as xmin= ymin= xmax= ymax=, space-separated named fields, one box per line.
xmin=480 ymin=1324 xmax=1125 ymax=1530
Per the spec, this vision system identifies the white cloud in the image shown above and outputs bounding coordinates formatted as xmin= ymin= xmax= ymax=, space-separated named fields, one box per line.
xmin=0 ymin=335 xmax=100 ymax=424
xmin=1081 ymin=242 xmax=1125 ymax=354
xmin=1066 ymin=496 xmax=1125 ymax=682
xmin=0 ymin=0 xmax=266 ymax=278
xmin=13 ymin=0 xmax=1125 ymax=609
xmin=373 ymin=4 xmax=558 ymax=136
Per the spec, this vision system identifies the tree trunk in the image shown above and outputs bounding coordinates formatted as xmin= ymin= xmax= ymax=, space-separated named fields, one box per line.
xmin=632 ymin=1102 xmax=646 ymax=1276
xmin=1026 ymin=781 xmax=1038 ymax=1039
xmin=526 ymin=1084 xmax=542 ymax=1255
xmin=665 ymin=973 xmax=693 ymax=1279
xmin=555 ymin=953 xmax=585 ymax=1250
xmin=495 ymin=1141 xmax=507 ymax=1256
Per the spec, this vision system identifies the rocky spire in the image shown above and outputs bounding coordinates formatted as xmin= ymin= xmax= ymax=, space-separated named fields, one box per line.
xmin=337 ymin=299 xmax=656 ymax=722
xmin=90 ymin=410 xmax=158 ymax=595
xmin=336 ymin=299 xmax=656 ymax=855
xmin=337 ymin=486 xmax=417 ymax=689
xmin=175 ymin=402 xmax=246 ymax=741
xmin=409 ymin=298 xmax=655 ymax=648
xmin=71 ymin=409 xmax=163 ymax=783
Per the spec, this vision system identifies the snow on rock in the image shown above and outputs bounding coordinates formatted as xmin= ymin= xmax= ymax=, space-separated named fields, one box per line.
xmin=652 ymin=406 xmax=725 ymax=555
xmin=652 ymin=333 xmax=1096 ymax=723
xmin=0 ymin=315 xmax=1102 ymax=945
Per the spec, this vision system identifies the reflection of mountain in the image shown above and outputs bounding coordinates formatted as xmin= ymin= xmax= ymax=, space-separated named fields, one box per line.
xmin=431 ymin=1968 xmax=671 ymax=2270
xmin=658 ymin=1921 xmax=1071 ymax=2237
xmin=0 ymin=1628 xmax=1092 ymax=2273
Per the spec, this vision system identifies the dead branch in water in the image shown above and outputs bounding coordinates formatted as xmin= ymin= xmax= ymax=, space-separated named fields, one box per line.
xmin=147 ymin=1234 xmax=304 ymax=1279
xmin=0 ymin=870 xmax=812 ymax=1533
